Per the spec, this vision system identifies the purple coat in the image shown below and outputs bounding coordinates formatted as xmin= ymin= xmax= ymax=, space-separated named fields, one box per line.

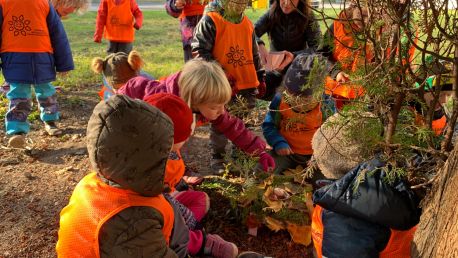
xmin=119 ymin=74 xmax=266 ymax=155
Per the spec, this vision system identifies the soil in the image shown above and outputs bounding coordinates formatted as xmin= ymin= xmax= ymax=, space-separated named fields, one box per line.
xmin=0 ymin=84 xmax=312 ymax=258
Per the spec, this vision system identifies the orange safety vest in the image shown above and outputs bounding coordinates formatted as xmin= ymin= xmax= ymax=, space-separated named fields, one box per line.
xmin=164 ymin=150 xmax=186 ymax=192
xmin=56 ymin=172 xmax=174 ymax=258
xmin=180 ymin=0 xmax=205 ymax=19
xmin=104 ymin=0 xmax=135 ymax=42
xmin=333 ymin=18 xmax=373 ymax=73
xmin=278 ymin=99 xmax=322 ymax=155
xmin=432 ymin=115 xmax=446 ymax=136
xmin=207 ymin=12 xmax=259 ymax=90
xmin=324 ymin=76 xmax=365 ymax=100
xmin=0 ymin=0 xmax=53 ymax=53
xmin=312 ymin=205 xmax=416 ymax=258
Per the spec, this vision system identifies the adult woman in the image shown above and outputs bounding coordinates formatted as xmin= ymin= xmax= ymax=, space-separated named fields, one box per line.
xmin=255 ymin=0 xmax=321 ymax=99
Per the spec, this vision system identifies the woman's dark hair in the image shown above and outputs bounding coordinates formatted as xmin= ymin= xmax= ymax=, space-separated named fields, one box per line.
xmin=268 ymin=0 xmax=311 ymax=29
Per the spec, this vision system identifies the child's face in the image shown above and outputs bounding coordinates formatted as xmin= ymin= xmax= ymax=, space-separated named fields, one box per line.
xmin=280 ymin=0 xmax=299 ymax=15
xmin=225 ymin=0 xmax=248 ymax=16
xmin=195 ymin=103 xmax=226 ymax=121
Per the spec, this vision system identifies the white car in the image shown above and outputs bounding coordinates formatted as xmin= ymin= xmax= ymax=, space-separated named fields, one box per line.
xmin=310 ymin=0 xmax=322 ymax=9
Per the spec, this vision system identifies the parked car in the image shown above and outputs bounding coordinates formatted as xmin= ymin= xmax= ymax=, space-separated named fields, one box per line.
xmin=310 ymin=0 xmax=322 ymax=8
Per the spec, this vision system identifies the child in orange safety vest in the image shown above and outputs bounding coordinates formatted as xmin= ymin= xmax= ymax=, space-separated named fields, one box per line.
xmin=262 ymin=53 xmax=328 ymax=174
xmin=310 ymin=113 xmax=421 ymax=258
xmin=94 ymin=0 xmax=143 ymax=54
xmin=145 ymin=93 xmax=238 ymax=258
xmin=192 ymin=0 xmax=267 ymax=174
xmin=56 ymin=95 xmax=177 ymax=257
xmin=165 ymin=0 xmax=208 ymax=62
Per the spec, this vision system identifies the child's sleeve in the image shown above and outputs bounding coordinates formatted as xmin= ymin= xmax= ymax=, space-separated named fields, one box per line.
xmin=47 ymin=4 xmax=74 ymax=72
xmin=165 ymin=0 xmax=183 ymax=18
xmin=191 ymin=15 xmax=216 ymax=61
xmin=262 ymin=94 xmax=290 ymax=151
xmin=211 ymin=111 xmax=266 ymax=155
xmin=94 ymin=0 xmax=108 ymax=42
xmin=131 ymin=0 xmax=143 ymax=30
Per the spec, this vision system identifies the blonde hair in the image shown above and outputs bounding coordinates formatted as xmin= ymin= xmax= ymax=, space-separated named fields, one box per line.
xmin=178 ymin=59 xmax=232 ymax=108
xmin=51 ymin=0 xmax=89 ymax=11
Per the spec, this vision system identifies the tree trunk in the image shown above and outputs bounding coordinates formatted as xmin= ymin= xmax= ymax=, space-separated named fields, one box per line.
xmin=411 ymin=143 xmax=458 ymax=257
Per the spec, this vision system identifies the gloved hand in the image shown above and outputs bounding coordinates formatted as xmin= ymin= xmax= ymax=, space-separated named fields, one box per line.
xmin=258 ymin=151 xmax=275 ymax=172
xmin=256 ymin=81 xmax=266 ymax=99
xmin=94 ymin=36 xmax=102 ymax=43
xmin=134 ymin=22 xmax=141 ymax=30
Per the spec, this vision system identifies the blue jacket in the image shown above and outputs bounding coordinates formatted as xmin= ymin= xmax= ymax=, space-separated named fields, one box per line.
xmin=0 ymin=3 xmax=74 ymax=84
xmin=313 ymin=159 xmax=421 ymax=258
xmin=262 ymin=93 xmax=290 ymax=151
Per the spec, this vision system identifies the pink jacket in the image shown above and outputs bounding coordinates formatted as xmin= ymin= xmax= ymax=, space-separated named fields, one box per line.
xmin=119 ymin=74 xmax=266 ymax=155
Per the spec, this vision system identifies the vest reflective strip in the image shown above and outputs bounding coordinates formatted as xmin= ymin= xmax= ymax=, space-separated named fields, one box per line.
xmin=208 ymin=12 xmax=259 ymax=90
xmin=278 ymin=99 xmax=322 ymax=155
xmin=56 ymin=173 xmax=174 ymax=258
xmin=1 ymin=0 xmax=53 ymax=53
xmin=105 ymin=0 xmax=135 ymax=42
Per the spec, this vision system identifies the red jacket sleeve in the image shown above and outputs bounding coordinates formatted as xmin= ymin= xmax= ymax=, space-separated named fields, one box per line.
xmin=211 ymin=111 xmax=266 ymax=155
xmin=131 ymin=0 xmax=143 ymax=29
xmin=94 ymin=0 xmax=107 ymax=42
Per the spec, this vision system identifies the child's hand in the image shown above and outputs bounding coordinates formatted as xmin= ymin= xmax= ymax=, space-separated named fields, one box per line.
xmin=134 ymin=22 xmax=140 ymax=30
xmin=336 ymin=72 xmax=350 ymax=83
xmin=94 ymin=37 xmax=102 ymax=43
xmin=175 ymin=0 xmax=186 ymax=9
xmin=258 ymin=151 xmax=275 ymax=172
xmin=276 ymin=147 xmax=293 ymax=156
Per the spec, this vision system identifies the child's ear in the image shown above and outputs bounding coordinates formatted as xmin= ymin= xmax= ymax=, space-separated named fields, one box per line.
xmin=91 ymin=58 xmax=104 ymax=74
xmin=128 ymin=50 xmax=145 ymax=72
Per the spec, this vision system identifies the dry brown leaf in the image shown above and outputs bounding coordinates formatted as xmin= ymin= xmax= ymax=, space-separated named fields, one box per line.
xmin=258 ymin=175 xmax=274 ymax=189
xmin=286 ymin=222 xmax=312 ymax=246
xmin=283 ymin=182 xmax=301 ymax=194
xmin=263 ymin=187 xmax=283 ymax=212
xmin=273 ymin=187 xmax=291 ymax=200
xmin=265 ymin=216 xmax=285 ymax=232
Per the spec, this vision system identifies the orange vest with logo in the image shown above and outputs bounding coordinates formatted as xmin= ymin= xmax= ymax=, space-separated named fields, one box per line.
xmin=207 ymin=12 xmax=259 ymax=90
xmin=56 ymin=173 xmax=174 ymax=258
xmin=278 ymin=99 xmax=322 ymax=155
xmin=180 ymin=0 xmax=205 ymax=19
xmin=165 ymin=150 xmax=186 ymax=192
xmin=0 ymin=0 xmax=53 ymax=53
xmin=105 ymin=0 xmax=135 ymax=42
xmin=312 ymin=205 xmax=416 ymax=258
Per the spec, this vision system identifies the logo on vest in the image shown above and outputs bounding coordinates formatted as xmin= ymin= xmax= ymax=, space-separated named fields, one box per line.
xmin=226 ymin=45 xmax=253 ymax=68
xmin=8 ymin=15 xmax=31 ymax=36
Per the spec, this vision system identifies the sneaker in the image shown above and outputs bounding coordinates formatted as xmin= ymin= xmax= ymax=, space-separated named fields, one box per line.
xmin=237 ymin=252 xmax=267 ymax=258
xmin=44 ymin=121 xmax=62 ymax=136
xmin=8 ymin=134 xmax=26 ymax=148
xmin=210 ymin=154 xmax=226 ymax=175
xmin=204 ymin=234 xmax=238 ymax=258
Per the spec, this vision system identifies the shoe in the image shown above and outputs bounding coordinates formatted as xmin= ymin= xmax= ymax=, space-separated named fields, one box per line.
xmin=237 ymin=252 xmax=266 ymax=258
xmin=8 ymin=134 xmax=26 ymax=148
xmin=210 ymin=154 xmax=226 ymax=175
xmin=44 ymin=121 xmax=62 ymax=136
xmin=204 ymin=234 xmax=238 ymax=258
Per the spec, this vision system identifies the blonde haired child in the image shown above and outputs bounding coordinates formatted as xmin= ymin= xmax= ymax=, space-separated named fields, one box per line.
xmin=118 ymin=59 xmax=275 ymax=172
xmin=91 ymin=50 xmax=145 ymax=100
xmin=50 ymin=0 xmax=89 ymax=18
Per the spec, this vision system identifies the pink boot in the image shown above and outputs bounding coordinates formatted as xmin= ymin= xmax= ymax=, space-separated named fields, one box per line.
xmin=204 ymin=234 xmax=238 ymax=258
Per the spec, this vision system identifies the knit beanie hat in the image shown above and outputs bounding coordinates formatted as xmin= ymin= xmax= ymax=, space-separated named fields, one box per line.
xmin=86 ymin=95 xmax=174 ymax=197
xmin=103 ymin=52 xmax=139 ymax=86
xmin=144 ymin=93 xmax=194 ymax=144
xmin=283 ymin=52 xmax=328 ymax=96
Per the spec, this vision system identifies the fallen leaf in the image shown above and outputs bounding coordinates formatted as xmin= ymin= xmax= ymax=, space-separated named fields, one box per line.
xmin=283 ymin=182 xmax=301 ymax=194
xmin=286 ymin=222 xmax=311 ymax=246
xmin=265 ymin=216 xmax=285 ymax=232
xmin=263 ymin=187 xmax=283 ymax=212
xmin=273 ymin=187 xmax=291 ymax=200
